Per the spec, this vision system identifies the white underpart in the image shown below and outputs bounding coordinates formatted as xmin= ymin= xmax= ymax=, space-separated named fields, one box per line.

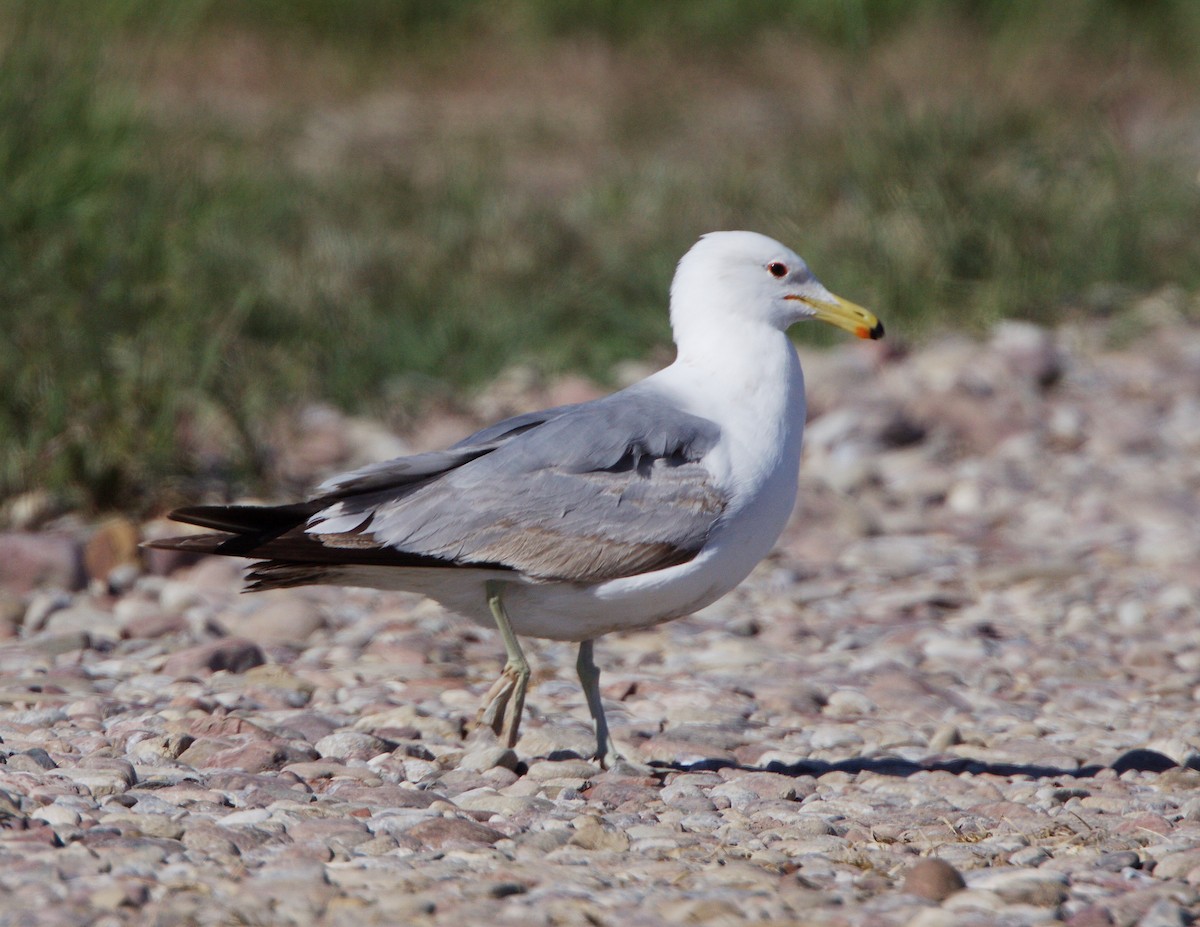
xmin=328 ymin=231 xmax=818 ymax=641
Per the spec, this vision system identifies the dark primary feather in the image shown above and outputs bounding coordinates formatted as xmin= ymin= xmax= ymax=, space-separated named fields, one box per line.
xmin=151 ymin=387 xmax=728 ymax=586
xmin=169 ymin=503 xmax=317 ymax=535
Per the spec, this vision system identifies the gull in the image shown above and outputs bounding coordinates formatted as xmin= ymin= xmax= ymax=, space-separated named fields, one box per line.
xmin=147 ymin=231 xmax=883 ymax=765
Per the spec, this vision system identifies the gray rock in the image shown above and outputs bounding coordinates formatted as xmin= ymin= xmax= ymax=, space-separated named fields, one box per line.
xmin=27 ymin=629 xmax=91 ymax=655
xmin=902 ymin=859 xmax=966 ymax=901
xmin=457 ymin=744 xmax=520 ymax=772
xmin=525 ymin=758 xmax=601 ymax=781
xmin=1138 ymin=900 xmax=1192 ymax=927
xmin=181 ymin=823 xmax=241 ymax=858
xmin=0 ymin=533 xmax=85 ymax=594
xmin=968 ymin=868 xmax=1069 ymax=906
xmin=232 ymin=597 xmax=326 ymax=646
xmin=405 ymin=816 xmax=505 ymax=848
xmin=314 ymin=731 xmax=392 ymax=761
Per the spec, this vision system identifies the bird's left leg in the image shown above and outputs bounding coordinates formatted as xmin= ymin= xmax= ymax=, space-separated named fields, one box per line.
xmin=577 ymin=639 xmax=620 ymax=767
xmin=475 ymin=580 xmax=530 ymax=748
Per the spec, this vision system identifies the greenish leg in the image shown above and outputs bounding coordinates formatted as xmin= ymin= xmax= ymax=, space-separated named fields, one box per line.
xmin=577 ymin=639 xmax=620 ymax=767
xmin=475 ymin=580 xmax=531 ymax=748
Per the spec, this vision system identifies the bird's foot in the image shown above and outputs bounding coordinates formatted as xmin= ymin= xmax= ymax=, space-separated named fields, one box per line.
xmin=592 ymin=735 xmax=623 ymax=771
xmin=474 ymin=661 xmax=530 ymax=748
xmin=590 ymin=734 xmax=657 ymax=775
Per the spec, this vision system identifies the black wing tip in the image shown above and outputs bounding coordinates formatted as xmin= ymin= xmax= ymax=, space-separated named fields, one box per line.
xmin=165 ymin=504 xmax=252 ymax=532
xmin=165 ymin=502 xmax=316 ymax=535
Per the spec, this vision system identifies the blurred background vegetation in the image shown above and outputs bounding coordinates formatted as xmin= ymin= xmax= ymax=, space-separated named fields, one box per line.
xmin=3 ymin=0 xmax=1199 ymax=512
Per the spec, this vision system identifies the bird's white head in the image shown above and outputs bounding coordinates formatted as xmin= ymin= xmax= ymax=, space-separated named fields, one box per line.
xmin=669 ymin=230 xmax=883 ymax=342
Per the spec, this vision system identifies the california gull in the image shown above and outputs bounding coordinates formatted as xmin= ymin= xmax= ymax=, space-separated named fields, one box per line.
xmin=147 ymin=230 xmax=884 ymax=765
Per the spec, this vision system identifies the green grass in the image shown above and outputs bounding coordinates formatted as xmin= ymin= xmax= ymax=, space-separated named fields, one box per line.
xmin=812 ymin=102 xmax=1200 ymax=330
xmin=2 ymin=1 xmax=1199 ymax=513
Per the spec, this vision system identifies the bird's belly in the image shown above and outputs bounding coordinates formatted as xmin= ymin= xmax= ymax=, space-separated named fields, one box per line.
xmin=322 ymin=534 xmax=762 ymax=642
xmin=500 ymin=554 xmax=740 ymax=640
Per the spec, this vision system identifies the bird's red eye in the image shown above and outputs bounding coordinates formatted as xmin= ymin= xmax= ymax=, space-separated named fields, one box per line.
xmin=767 ymin=262 xmax=788 ymax=278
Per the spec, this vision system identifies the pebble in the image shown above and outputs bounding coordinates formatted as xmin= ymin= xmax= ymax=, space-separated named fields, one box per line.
xmin=525 ymin=758 xmax=601 ymax=781
xmin=0 ymin=533 xmax=85 ymax=593
xmin=969 ymin=868 xmax=1069 ymax=906
xmin=52 ymin=766 xmax=135 ymax=798
xmin=821 ymin=688 xmax=876 ymax=718
xmin=405 ymin=816 xmax=505 ymax=848
xmin=161 ymin=638 xmax=266 ymax=675
xmin=457 ymin=745 xmax=520 ymax=772
xmin=1095 ymin=850 xmax=1141 ymax=871
xmin=104 ymin=812 xmax=187 ymax=840
xmin=27 ymin=629 xmax=91 ymax=655
xmin=181 ymin=823 xmax=241 ymax=858
xmin=1151 ymin=850 xmax=1200 ymax=881
xmin=454 ymin=787 xmax=551 ymax=816
xmin=569 ymin=820 xmax=632 ymax=852
xmin=83 ymin=517 xmax=141 ymax=585
xmin=313 ymin=732 xmax=392 ymax=762
xmin=1009 ymin=846 xmax=1052 ymax=867
xmin=3 ymin=322 xmax=1200 ymax=924
xmin=43 ymin=602 xmax=116 ymax=639
xmin=31 ymin=804 xmax=82 ymax=828
xmin=234 ymin=597 xmax=326 ymax=646
xmin=902 ymin=858 xmax=967 ymax=901
xmin=1138 ymin=899 xmax=1193 ymax=927
xmin=8 ymin=748 xmax=58 ymax=772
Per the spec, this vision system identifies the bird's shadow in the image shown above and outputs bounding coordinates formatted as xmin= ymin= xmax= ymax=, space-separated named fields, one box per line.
xmin=642 ymin=747 xmax=1195 ymax=781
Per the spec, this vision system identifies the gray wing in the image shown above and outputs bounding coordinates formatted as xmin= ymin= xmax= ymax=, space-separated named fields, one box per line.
xmin=316 ymin=403 xmax=582 ymax=497
xmin=307 ymin=390 xmax=727 ymax=583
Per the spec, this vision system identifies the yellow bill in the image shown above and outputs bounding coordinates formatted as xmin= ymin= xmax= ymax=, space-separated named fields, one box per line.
xmin=786 ymin=292 xmax=884 ymax=340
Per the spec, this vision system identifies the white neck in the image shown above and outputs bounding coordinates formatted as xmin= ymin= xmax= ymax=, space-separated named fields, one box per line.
xmin=655 ymin=315 xmax=807 ymax=495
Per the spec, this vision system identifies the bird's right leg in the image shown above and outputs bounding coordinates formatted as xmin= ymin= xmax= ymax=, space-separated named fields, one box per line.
xmin=577 ymin=639 xmax=621 ymax=767
xmin=475 ymin=580 xmax=531 ymax=748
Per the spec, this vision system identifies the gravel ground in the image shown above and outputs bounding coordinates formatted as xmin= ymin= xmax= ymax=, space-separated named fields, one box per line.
xmin=1 ymin=297 xmax=1199 ymax=926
